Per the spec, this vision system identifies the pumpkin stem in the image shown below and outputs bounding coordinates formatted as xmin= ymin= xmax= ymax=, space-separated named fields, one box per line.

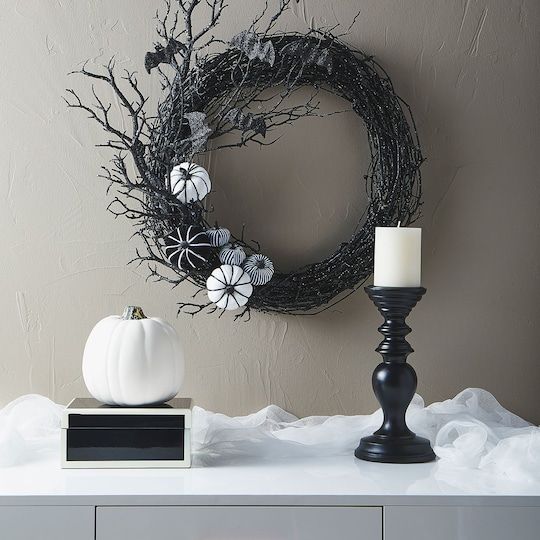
xmin=122 ymin=306 xmax=147 ymax=320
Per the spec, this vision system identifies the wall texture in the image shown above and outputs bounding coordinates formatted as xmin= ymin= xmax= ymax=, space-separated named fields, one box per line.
xmin=1 ymin=0 xmax=539 ymax=422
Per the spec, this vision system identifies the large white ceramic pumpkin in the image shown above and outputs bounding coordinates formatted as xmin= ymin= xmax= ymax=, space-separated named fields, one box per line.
xmin=82 ymin=306 xmax=184 ymax=406
xmin=170 ymin=162 xmax=211 ymax=203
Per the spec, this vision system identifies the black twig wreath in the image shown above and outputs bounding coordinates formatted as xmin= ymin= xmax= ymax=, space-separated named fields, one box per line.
xmin=66 ymin=0 xmax=423 ymax=319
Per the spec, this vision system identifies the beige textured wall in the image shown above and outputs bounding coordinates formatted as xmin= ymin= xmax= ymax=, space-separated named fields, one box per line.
xmin=1 ymin=1 xmax=539 ymax=422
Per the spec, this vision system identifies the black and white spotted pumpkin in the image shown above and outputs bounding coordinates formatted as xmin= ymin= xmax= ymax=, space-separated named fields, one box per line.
xmin=219 ymin=243 xmax=246 ymax=266
xmin=206 ymin=264 xmax=253 ymax=310
xmin=206 ymin=227 xmax=231 ymax=248
xmin=170 ymin=162 xmax=211 ymax=203
xmin=243 ymin=254 xmax=274 ymax=286
xmin=163 ymin=225 xmax=212 ymax=270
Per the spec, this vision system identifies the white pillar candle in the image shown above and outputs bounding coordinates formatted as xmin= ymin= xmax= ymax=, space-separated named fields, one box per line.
xmin=373 ymin=225 xmax=422 ymax=287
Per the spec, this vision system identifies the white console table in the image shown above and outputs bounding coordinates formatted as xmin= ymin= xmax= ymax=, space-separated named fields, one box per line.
xmin=0 ymin=455 xmax=539 ymax=540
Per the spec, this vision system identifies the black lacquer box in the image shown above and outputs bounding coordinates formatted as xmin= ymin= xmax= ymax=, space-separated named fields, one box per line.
xmin=61 ymin=397 xmax=192 ymax=468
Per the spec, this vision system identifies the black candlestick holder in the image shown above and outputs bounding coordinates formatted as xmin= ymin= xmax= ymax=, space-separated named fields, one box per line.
xmin=355 ymin=285 xmax=436 ymax=463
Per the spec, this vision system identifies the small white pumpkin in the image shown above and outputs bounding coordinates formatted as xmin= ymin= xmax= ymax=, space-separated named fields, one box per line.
xmin=206 ymin=265 xmax=253 ymax=310
xmin=82 ymin=306 xmax=184 ymax=406
xmin=170 ymin=162 xmax=211 ymax=203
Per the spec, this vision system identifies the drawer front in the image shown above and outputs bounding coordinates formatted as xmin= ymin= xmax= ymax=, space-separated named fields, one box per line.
xmin=97 ymin=506 xmax=382 ymax=540
xmin=384 ymin=506 xmax=540 ymax=540
xmin=0 ymin=506 xmax=94 ymax=540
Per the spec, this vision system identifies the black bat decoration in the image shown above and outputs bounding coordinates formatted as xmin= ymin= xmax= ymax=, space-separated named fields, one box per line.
xmin=280 ymin=40 xmax=333 ymax=74
xmin=145 ymin=39 xmax=187 ymax=73
xmin=224 ymin=108 xmax=267 ymax=137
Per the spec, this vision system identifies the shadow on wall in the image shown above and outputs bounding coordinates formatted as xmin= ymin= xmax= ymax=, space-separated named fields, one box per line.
xmin=207 ymin=88 xmax=372 ymax=273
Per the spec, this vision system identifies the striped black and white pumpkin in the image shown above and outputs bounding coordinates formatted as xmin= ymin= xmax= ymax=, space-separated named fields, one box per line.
xmin=163 ymin=225 xmax=212 ymax=270
xmin=206 ymin=264 xmax=253 ymax=310
xmin=219 ymin=243 xmax=246 ymax=266
xmin=206 ymin=227 xmax=231 ymax=248
xmin=243 ymin=254 xmax=274 ymax=286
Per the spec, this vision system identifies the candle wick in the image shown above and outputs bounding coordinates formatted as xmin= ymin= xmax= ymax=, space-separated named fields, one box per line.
xmin=397 ymin=221 xmax=401 ymax=227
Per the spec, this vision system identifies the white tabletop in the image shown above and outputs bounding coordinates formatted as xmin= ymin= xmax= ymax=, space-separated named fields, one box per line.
xmin=0 ymin=454 xmax=539 ymax=507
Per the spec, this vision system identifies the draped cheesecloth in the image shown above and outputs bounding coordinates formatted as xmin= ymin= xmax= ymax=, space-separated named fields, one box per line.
xmin=0 ymin=389 xmax=538 ymax=482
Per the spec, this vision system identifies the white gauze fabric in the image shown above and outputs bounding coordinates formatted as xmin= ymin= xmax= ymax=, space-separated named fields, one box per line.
xmin=0 ymin=394 xmax=64 ymax=466
xmin=0 ymin=388 xmax=538 ymax=481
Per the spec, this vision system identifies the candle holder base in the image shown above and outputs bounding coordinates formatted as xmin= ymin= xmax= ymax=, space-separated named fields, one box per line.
xmin=355 ymin=434 xmax=435 ymax=463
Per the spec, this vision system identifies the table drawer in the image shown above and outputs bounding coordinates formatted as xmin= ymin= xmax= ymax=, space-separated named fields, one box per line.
xmin=384 ymin=506 xmax=540 ymax=540
xmin=0 ymin=506 xmax=94 ymax=540
xmin=96 ymin=506 xmax=382 ymax=540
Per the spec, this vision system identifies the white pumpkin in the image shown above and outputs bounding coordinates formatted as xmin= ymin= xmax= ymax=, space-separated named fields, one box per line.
xmin=207 ymin=265 xmax=253 ymax=310
xmin=82 ymin=306 xmax=184 ymax=406
xmin=170 ymin=162 xmax=211 ymax=203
